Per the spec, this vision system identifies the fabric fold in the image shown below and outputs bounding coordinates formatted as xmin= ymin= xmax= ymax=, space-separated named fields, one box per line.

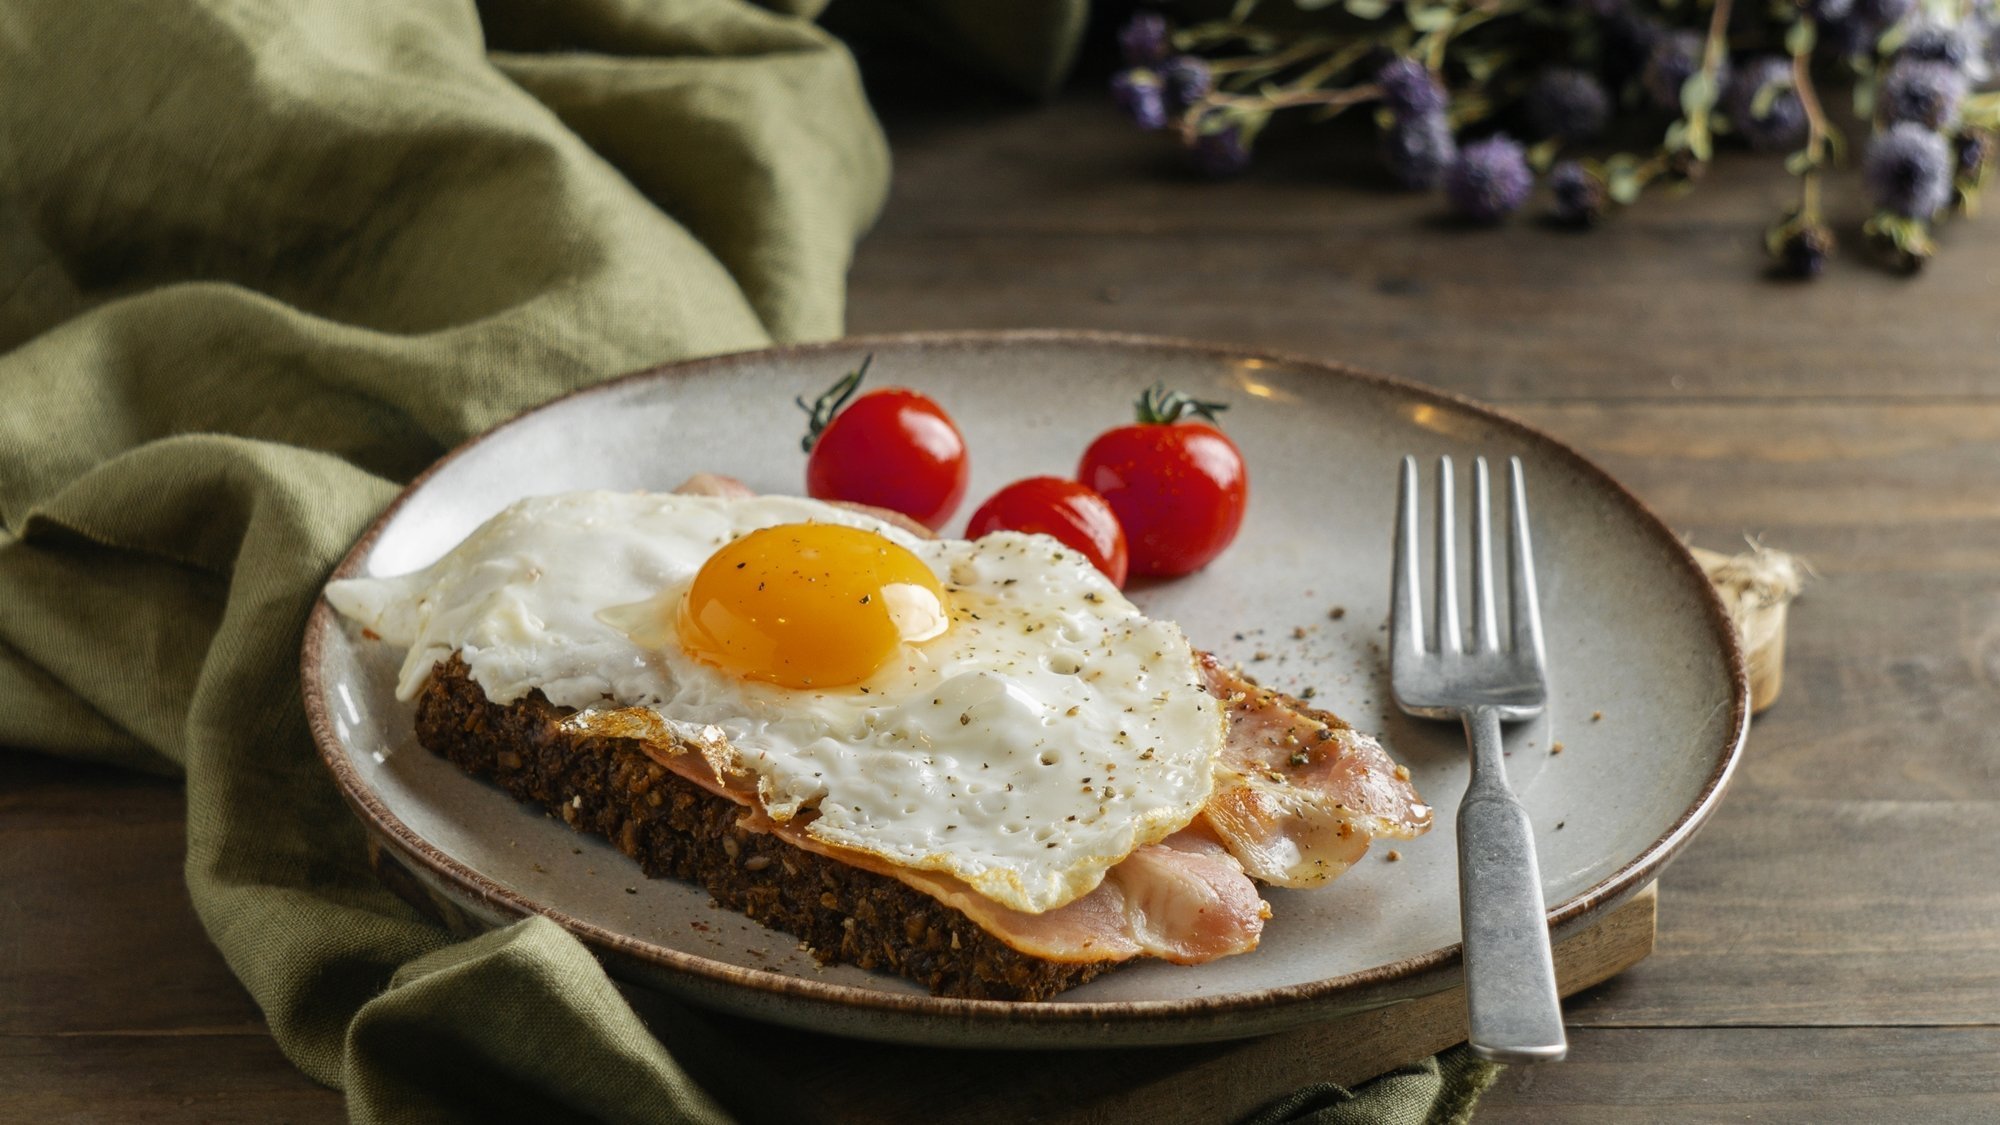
xmin=0 ymin=0 xmax=888 ymax=1115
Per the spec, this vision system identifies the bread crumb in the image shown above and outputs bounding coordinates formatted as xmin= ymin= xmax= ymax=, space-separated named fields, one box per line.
xmin=1591 ymin=711 xmax=1603 ymax=722
xmin=1384 ymin=849 xmax=1402 ymax=862
xmin=1292 ymin=626 xmax=1308 ymax=640
xmin=1551 ymin=741 xmax=1565 ymax=755
xmin=1329 ymin=606 xmax=1347 ymax=620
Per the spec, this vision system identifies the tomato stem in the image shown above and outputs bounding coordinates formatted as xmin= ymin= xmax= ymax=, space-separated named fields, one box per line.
xmin=1134 ymin=382 xmax=1229 ymax=425
xmin=796 ymin=354 xmax=873 ymax=453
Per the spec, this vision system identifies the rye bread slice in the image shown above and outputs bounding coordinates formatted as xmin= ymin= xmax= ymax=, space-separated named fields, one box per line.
xmin=415 ymin=655 xmax=1116 ymax=1000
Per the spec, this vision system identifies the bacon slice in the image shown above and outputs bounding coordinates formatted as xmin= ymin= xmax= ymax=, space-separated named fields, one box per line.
xmin=563 ymin=707 xmax=1267 ymax=965
xmin=671 ymin=472 xmax=758 ymax=499
xmin=861 ymin=825 xmax=1267 ymax=965
xmin=1195 ymin=655 xmax=1432 ymax=887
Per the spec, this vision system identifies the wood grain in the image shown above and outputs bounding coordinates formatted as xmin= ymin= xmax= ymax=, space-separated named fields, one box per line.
xmin=1476 ymin=1027 xmax=2000 ymax=1121
xmin=1566 ymin=798 xmax=2000 ymax=1028
xmin=0 ymin=754 xmax=343 ymax=1119
xmin=0 ymin=756 xmax=268 ymax=1036
xmin=848 ymin=92 xmax=2000 ymax=404
xmin=0 ymin=1032 xmax=344 ymax=1124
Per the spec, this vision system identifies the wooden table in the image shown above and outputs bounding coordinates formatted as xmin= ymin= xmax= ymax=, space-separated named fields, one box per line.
xmin=8 ymin=83 xmax=2000 ymax=1121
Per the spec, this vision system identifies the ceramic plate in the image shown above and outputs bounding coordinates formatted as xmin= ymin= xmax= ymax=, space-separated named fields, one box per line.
xmin=302 ymin=331 xmax=1747 ymax=1048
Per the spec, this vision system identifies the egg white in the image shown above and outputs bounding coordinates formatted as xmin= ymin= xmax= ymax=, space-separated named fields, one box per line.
xmin=325 ymin=491 xmax=1224 ymax=914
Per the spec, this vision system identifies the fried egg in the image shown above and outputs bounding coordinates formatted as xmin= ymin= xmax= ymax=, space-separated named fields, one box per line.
xmin=325 ymin=491 xmax=1224 ymax=914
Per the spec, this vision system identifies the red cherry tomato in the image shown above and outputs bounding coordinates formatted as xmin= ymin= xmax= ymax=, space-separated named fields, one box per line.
xmin=966 ymin=477 xmax=1130 ymax=587
xmin=798 ymin=357 xmax=968 ymax=529
xmin=1078 ymin=385 xmax=1248 ymax=578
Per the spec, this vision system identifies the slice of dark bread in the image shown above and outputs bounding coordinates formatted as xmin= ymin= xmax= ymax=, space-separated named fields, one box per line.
xmin=415 ymin=655 xmax=1116 ymax=1000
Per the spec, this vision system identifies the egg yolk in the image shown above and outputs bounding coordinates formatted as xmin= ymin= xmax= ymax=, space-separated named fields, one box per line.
xmin=678 ymin=523 xmax=951 ymax=689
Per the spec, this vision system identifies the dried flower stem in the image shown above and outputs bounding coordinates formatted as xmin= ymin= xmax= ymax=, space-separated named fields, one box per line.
xmin=1701 ymin=0 xmax=1734 ymax=77
xmin=1792 ymin=31 xmax=1833 ymax=219
xmin=1222 ymin=84 xmax=1380 ymax=114
xmin=1208 ymin=34 xmax=1343 ymax=78
xmin=1420 ymin=0 xmax=1529 ymax=70
xmin=1681 ymin=0 xmax=1735 ymax=164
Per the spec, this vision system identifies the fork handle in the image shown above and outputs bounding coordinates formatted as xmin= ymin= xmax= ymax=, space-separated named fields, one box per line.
xmin=1457 ymin=706 xmax=1568 ymax=1064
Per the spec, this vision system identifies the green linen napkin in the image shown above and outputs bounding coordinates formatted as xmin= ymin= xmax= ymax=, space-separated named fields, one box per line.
xmin=0 ymin=2 xmax=1496 ymax=1120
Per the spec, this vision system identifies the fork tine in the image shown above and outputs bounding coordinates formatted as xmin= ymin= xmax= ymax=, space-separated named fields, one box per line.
xmin=1393 ymin=456 xmax=1425 ymax=657
xmin=1435 ymin=456 xmax=1461 ymax=654
xmin=1507 ymin=456 xmax=1546 ymax=667
xmin=1470 ymin=457 xmax=1501 ymax=653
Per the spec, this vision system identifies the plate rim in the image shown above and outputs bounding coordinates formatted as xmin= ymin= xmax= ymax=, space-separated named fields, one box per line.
xmin=300 ymin=328 xmax=1750 ymax=1030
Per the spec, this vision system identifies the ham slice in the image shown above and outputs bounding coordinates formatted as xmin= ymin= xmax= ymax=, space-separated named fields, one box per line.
xmin=560 ymin=707 xmax=1269 ymax=964
xmin=1197 ymin=656 xmax=1432 ymax=887
xmin=840 ymin=824 xmax=1268 ymax=965
xmin=551 ymin=658 xmax=1429 ymax=965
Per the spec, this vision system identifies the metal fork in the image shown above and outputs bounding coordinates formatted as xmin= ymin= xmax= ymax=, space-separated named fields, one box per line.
xmin=1390 ymin=455 xmax=1567 ymax=1064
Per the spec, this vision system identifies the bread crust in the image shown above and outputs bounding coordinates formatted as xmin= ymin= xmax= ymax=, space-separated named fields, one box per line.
xmin=415 ymin=656 xmax=1115 ymax=1000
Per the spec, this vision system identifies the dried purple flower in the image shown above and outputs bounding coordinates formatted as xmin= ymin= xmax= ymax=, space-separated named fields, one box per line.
xmin=1190 ymin=122 xmax=1252 ymax=178
xmin=1775 ymin=223 xmax=1834 ymax=278
xmin=1642 ymin=31 xmax=1726 ymax=113
xmin=1162 ymin=56 xmax=1214 ymax=112
xmin=1525 ymin=68 xmax=1611 ymax=142
xmin=1897 ymin=23 xmax=1977 ymax=70
xmin=1380 ymin=111 xmax=1457 ymax=189
xmin=1601 ymin=4 xmax=1663 ymax=82
xmin=1878 ymin=59 xmax=1967 ymax=129
xmin=1958 ymin=128 xmax=1996 ymax=181
xmin=1725 ymin=56 xmax=1808 ymax=152
xmin=1376 ymin=57 xmax=1448 ymax=120
xmin=1865 ymin=123 xmax=1954 ymax=217
xmin=1549 ymin=160 xmax=1607 ymax=226
xmin=1111 ymin=69 xmax=1169 ymax=132
xmin=1855 ymin=0 xmax=1919 ymax=31
xmin=1820 ymin=0 xmax=1920 ymax=55
xmin=1119 ymin=12 xmax=1172 ymax=68
xmin=1445 ymin=135 xmax=1533 ymax=222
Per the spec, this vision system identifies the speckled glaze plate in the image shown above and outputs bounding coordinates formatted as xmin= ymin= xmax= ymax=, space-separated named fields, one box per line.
xmin=301 ymin=331 xmax=1747 ymax=1049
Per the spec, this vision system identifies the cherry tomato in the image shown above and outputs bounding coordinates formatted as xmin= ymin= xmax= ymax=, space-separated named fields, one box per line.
xmin=1078 ymin=384 xmax=1248 ymax=578
xmin=966 ymin=477 xmax=1130 ymax=587
xmin=798 ymin=356 xmax=968 ymax=529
